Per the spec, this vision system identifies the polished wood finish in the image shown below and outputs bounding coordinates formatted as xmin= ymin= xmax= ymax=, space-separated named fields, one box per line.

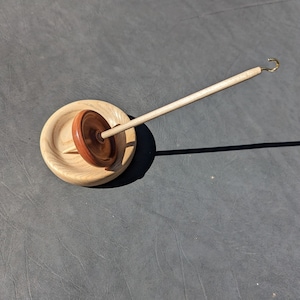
xmin=40 ymin=100 xmax=136 ymax=186
xmin=72 ymin=110 xmax=117 ymax=167
xmin=40 ymin=62 xmax=276 ymax=186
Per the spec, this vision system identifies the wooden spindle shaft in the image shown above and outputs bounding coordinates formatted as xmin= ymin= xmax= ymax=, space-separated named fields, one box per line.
xmin=101 ymin=67 xmax=262 ymax=139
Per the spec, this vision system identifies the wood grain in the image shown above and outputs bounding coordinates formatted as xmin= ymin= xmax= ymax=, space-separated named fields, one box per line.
xmin=40 ymin=100 xmax=136 ymax=186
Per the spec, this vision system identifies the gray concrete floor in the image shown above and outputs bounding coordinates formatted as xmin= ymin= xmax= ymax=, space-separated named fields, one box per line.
xmin=1 ymin=1 xmax=300 ymax=299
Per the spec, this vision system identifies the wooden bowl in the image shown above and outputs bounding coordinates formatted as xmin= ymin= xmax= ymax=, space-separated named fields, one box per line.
xmin=40 ymin=100 xmax=136 ymax=186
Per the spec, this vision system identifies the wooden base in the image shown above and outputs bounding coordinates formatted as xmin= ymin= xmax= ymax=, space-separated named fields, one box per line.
xmin=40 ymin=100 xmax=136 ymax=186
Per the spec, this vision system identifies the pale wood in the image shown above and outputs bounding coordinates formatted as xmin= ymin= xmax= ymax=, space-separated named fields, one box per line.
xmin=40 ymin=100 xmax=136 ymax=186
xmin=101 ymin=67 xmax=262 ymax=139
xmin=41 ymin=66 xmax=263 ymax=186
xmin=62 ymin=146 xmax=78 ymax=154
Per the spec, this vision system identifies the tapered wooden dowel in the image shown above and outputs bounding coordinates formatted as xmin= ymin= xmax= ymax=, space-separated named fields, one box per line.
xmin=101 ymin=66 xmax=264 ymax=139
xmin=64 ymin=58 xmax=279 ymax=156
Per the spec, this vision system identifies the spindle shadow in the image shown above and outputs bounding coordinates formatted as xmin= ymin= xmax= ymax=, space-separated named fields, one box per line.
xmin=97 ymin=116 xmax=156 ymax=188
xmin=155 ymin=141 xmax=300 ymax=156
xmin=96 ymin=116 xmax=300 ymax=188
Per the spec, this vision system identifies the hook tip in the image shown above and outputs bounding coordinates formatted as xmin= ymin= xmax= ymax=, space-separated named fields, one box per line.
xmin=262 ymin=58 xmax=280 ymax=72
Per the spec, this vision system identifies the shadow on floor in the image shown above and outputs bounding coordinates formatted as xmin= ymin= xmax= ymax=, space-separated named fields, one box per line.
xmin=97 ymin=117 xmax=156 ymax=188
xmin=156 ymin=141 xmax=300 ymax=156
xmin=96 ymin=117 xmax=300 ymax=188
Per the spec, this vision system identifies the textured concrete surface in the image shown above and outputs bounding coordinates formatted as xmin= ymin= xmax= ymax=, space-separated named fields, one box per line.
xmin=1 ymin=0 xmax=300 ymax=299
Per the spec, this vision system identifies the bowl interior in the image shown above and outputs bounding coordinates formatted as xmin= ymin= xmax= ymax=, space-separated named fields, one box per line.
xmin=40 ymin=100 xmax=136 ymax=186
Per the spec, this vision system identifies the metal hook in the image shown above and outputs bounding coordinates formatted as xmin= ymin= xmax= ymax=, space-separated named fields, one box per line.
xmin=261 ymin=58 xmax=280 ymax=72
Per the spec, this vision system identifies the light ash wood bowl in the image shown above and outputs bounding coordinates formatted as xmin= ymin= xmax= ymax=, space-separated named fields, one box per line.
xmin=40 ymin=100 xmax=136 ymax=186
